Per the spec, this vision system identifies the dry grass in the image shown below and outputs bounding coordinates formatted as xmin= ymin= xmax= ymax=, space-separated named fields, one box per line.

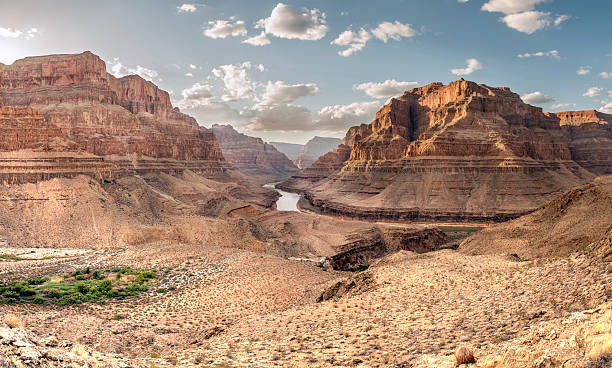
xmin=3 ymin=314 xmax=23 ymax=328
xmin=587 ymin=317 xmax=612 ymax=359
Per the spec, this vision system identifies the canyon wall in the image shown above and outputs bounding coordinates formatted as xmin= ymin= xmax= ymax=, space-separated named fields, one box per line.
xmin=0 ymin=51 xmax=230 ymax=184
xmin=293 ymin=136 xmax=341 ymax=169
xmin=280 ymin=79 xmax=612 ymax=222
xmin=211 ymin=124 xmax=298 ymax=184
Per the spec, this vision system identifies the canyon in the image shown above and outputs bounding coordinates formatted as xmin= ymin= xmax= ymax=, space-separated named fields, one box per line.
xmin=212 ymin=124 xmax=298 ymax=184
xmin=293 ymin=136 xmax=341 ymax=169
xmin=0 ymin=51 xmax=611 ymax=368
xmin=280 ymin=79 xmax=612 ymax=223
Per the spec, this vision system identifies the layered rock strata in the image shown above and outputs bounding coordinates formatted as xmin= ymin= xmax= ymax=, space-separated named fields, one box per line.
xmin=280 ymin=80 xmax=611 ymax=222
xmin=0 ymin=51 xmax=230 ymax=184
xmin=212 ymin=124 xmax=298 ymax=184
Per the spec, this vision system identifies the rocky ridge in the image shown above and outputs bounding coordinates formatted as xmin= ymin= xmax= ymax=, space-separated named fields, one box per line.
xmin=280 ymin=79 xmax=612 ymax=222
xmin=0 ymin=51 xmax=230 ymax=184
xmin=293 ymin=136 xmax=341 ymax=169
xmin=211 ymin=124 xmax=298 ymax=184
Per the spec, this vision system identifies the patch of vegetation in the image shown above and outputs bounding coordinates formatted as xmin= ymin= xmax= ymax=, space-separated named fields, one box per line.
xmin=438 ymin=226 xmax=484 ymax=234
xmin=0 ymin=254 xmax=28 ymax=261
xmin=0 ymin=267 xmax=156 ymax=306
xmin=342 ymin=265 xmax=369 ymax=273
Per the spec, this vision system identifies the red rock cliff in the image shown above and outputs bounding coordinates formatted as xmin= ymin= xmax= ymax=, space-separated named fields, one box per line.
xmin=0 ymin=51 xmax=229 ymax=184
xmin=280 ymin=80 xmax=610 ymax=222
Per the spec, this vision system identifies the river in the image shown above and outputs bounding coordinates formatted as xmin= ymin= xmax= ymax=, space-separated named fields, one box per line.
xmin=263 ymin=183 xmax=303 ymax=213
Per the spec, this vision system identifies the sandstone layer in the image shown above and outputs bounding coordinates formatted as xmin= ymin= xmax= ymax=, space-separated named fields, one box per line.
xmin=293 ymin=136 xmax=341 ymax=169
xmin=212 ymin=124 xmax=298 ymax=184
xmin=280 ymin=79 xmax=612 ymax=222
xmin=0 ymin=51 xmax=230 ymax=184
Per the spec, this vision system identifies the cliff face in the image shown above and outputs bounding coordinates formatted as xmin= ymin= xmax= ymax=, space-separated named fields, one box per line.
xmin=280 ymin=79 xmax=612 ymax=222
xmin=212 ymin=124 xmax=298 ymax=184
xmin=293 ymin=136 xmax=341 ymax=169
xmin=0 ymin=51 xmax=229 ymax=184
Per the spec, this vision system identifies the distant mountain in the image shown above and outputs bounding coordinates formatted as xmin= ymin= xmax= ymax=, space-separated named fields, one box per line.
xmin=294 ymin=136 xmax=341 ymax=169
xmin=212 ymin=125 xmax=298 ymax=184
xmin=269 ymin=142 xmax=304 ymax=161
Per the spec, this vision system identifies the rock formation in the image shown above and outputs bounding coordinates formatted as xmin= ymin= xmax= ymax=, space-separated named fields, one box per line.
xmin=280 ymin=79 xmax=612 ymax=222
xmin=269 ymin=141 xmax=303 ymax=161
xmin=0 ymin=51 xmax=230 ymax=184
xmin=293 ymin=136 xmax=341 ymax=169
xmin=211 ymin=124 xmax=298 ymax=184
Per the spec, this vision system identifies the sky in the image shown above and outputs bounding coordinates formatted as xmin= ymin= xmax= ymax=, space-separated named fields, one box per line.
xmin=1 ymin=0 xmax=611 ymax=144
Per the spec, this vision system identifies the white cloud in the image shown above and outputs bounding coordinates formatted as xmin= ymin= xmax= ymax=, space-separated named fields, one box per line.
xmin=244 ymin=105 xmax=314 ymax=131
xmin=501 ymin=11 xmax=552 ymax=34
xmin=521 ymin=91 xmax=555 ymax=105
xmin=371 ymin=21 xmax=417 ymax=43
xmin=259 ymin=81 xmax=319 ymax=106
xmin=107 ymin=58 xmax=159 ymax=82
xmin=458 ymin=0 xmax=469 ymax=3
xmin=257 ymin=64 xmax=265 ymax=72
xmin=354 ymin=80 xmax=418 ymax=99
xmin=577 ymin=66 xmax=592 ymax=75
xmin=316 ymin=101 xmax=382 ymax=132
xmin=242 ymin=31 xmax=271 ymax=46
xmin=451 ymin=58 xmax=483 ymax=76
xmin=583 ymin=87 xmax=602 ymax=98
xmin=550 ymin=103 xmax=576 ymax=110
xmin=600 ymin=72 xmax=612 ymax=79
xmin=331 ymin=28 xmax=371 ymax=57
xmin=554 ymin=15 xmax=570 ymax=26
xmin=177 ymin=4 xmax=197 ymax=13
xmin=177 ymin=82 xmax=213 ymax=109
xmin=331 ymin=21 xmax=416 ymax=57
xmin=204 ymin=19 xmax=247 ymax=39
xmin=211 ymin=61 xmax=260 ymax=102
xmin=189 ymin=64 xmax=197 ymax=70
xmin=0 ymin=27 xmax=38 ymax=40
xmin=0 ymin=27 xmax=22 ymax=38
xmin=600 ymin=102 xmax=612 ymax=114
xmin=608 ymin=91 xmax=612 ymax=98
xmin=517 ymin=50 xmax=560 ymax=59
xmin=185 ymin=72 xmax=194 ymax=77
xmin=256 ymin=3 xmax=328 ymax=41
xmin=482 ymin=0 xmax=550 ymax=14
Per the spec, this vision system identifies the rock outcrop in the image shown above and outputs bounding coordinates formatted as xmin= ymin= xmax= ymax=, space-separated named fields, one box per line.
xmin=293 ymin=136 xmax=341 ymax=169
xmin=211 ymin=124 xmax=298 ymax=184
xmin=459 ymin=175 xmax=612 ymax=259
xmin=280 ymin=80 xmax=612 ymax=222
xmin=0 ymin=51 xmax=230 ymax=184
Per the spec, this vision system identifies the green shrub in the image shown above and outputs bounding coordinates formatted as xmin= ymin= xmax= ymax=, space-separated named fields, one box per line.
xmin=33 ymin=296 xmax=45 ymax=304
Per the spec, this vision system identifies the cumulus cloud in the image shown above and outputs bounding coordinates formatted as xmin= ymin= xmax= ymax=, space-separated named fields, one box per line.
xmin=600 ymin=102 xmax=612 ymax=114
xmin=256 ymin=3 xmax=328 ymax=41
xmin=550 ymin=103 xmax=576 ymax=110
xmin=203 ymin=19 xmax=247 ymax=39
xmin=211 ymin=61 xmax=262 ymax=102
xmin=244 ymin=105 xmax=314 ymax=131
xmin=371 ymin=21 xmax=417 ymax=42
xmin=331 ymin=28 xmax=372 ymax=57
xmin=316 ymin=101 xmax=381 ymax=132
xmin=451 ymin=58 xmax=483 ymax=76
xmin=185 ymin=72 xmax=194 ymax=77
xmin=482 ymin=0 xmax=569 ymax=34
xmin=501 ymin=11 xmax=554 ymax=34
xmin=107 ymin=58 xmax=159 ymax=82
xmin=242 ymin=31 xmax=271 ymax=46
xmin=517 ymin=50 xmax=560 ymax=59
xmin=583 ymin=87 xmax=602 ymax=98
xmin=177 ymin=4 xmax=198 ymax=13
xmin=189 ymin=64 xmax=197 ymax=70
xmin=331 ymin=21 xmax=416 ymax=57
xmin=354 ymin=80 xmax=418 ymax=99
xmin=0 ymin=27 xmax=38 ymax=39
xmin=577 ymin=66 xmax=592 ymax=75
xmin=600 ymin=72 xmax=612 ymax=79
xmin=259 ymin=81 xmax=319 ymax=106
xmin=481 ymin=0 xmax=550 ymax=14
xmin=521 ymin=91 xmax=555 ymax=105
xmin=176 ymin=82 xmax=213 ymax=109
xmin=458 ymin=0 xmax=469 ymax=3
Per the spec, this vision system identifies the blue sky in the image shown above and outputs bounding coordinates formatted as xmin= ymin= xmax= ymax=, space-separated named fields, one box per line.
xmin=1 ymin=0 xmax=611 ymax=143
